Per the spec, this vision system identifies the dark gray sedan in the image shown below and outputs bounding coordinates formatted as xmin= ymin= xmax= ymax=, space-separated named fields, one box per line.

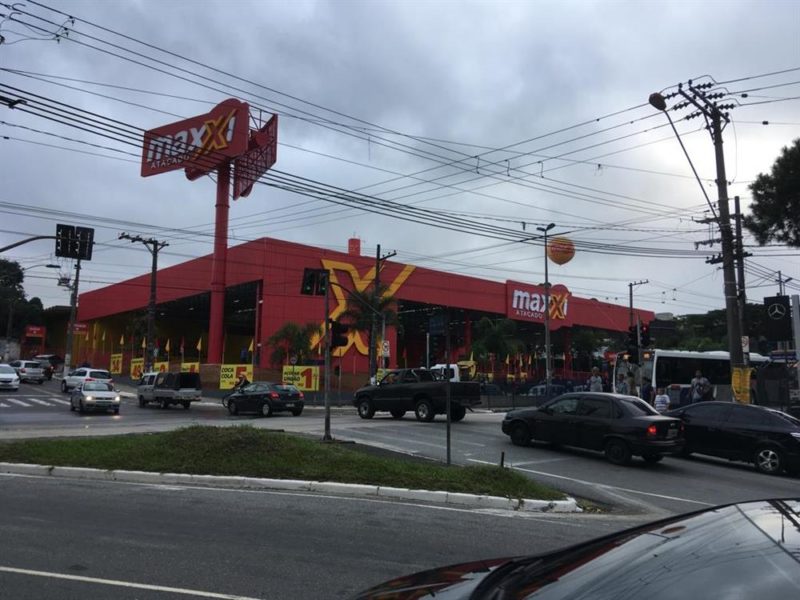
xmin=70 ymin=381 xmax=121 ymax=415
xmin=225 ymin=382 xmax=304 ymax=417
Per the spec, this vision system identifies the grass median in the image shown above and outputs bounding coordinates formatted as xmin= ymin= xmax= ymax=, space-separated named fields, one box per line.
xmin=0 ymin=425 xmax=563 ymax=501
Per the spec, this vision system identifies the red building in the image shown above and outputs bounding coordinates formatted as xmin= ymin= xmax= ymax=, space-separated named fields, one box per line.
xmin=77 ymin=237 xmax=653 ymax=381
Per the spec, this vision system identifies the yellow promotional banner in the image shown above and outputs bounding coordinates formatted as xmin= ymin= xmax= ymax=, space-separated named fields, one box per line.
xmin=732 ymin=367 xmax=753 ymax=404
xmin=154 ymin=361 xmax=169 ymax=373
xmin=219 ymin=364 xmax=253 ymax=389
xmin=282 ymin=365 xmax=320 ymax=391
xmin=130 ymin=358 xmax=144 ymax=380
xmin=181 ymin=362 xmax=200 ymax=373
xmin=109 ymin=353 xmax=123 ymax=375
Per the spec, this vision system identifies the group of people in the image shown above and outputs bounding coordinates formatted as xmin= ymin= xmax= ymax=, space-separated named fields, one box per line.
xmin=588 ymin=366 xmax=712 ymax=413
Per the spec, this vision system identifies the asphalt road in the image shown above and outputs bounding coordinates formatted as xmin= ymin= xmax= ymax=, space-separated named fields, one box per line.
xmin=2 ymin=379 xmax=798 ymax=518
xmin=0 ymin=473 xmax=634 ymax=599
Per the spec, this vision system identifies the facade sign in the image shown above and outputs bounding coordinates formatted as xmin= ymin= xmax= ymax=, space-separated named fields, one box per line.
xmin=282 ymin=365 xmax=320 ymax=391
xmin=764 ymin=296 xmax=792 ymax=341
xmin=506 ymin=281 xmax=571 ymax=326
xmin=219 ymin=364 xmax=253 ymax=389
xmin=109 ymin=353 xmax=123 ymax=374
xmin=130 ymin=358 xmax=144 ymax=380
xmin=181 ymin=362 xmax=200 ymax=373
xmin=24 ymin=325 xmax=45 ymax=338
xmin=154 ymin=361 xmax=169 ymax=373
xmin=141 ymin=98 xmax=250 ymax=177
xmin=233 ymin=114 xmax=278 ymax=199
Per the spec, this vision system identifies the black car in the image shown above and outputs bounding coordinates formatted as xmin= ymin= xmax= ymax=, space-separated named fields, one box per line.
xmin=501 ymin=392 xmax=683 ymax=465
xmin=665 ymin=401 xmax=800 ymax=475
xmin=351 ymin=498 xmax=800 ymax=599
xmin=225 ymin=382 xmax=304 ymax=417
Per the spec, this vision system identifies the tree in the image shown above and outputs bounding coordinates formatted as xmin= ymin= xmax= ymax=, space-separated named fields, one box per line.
xmin=337 ymin=283 xmax=397 ymax=370
xmin=266 ymin=321 xmax=320 ymax=368
xmin=0 ymin=259 xmax=30 ymax=339
xmin=470 ymin=317 xmax=522 ymax=368
xmin=744 ymin=138 xmax=800 ymax=246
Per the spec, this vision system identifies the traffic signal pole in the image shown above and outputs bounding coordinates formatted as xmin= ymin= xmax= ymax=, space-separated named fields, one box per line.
xmin=323 ymin=271 xmax=331 ymax=441
xmin=63 ymin=259 xmax=82 ymax=371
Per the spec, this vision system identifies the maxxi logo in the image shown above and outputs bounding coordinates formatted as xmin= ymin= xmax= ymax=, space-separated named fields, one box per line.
xmin=511 ymin=289 xmax=568 ymax=319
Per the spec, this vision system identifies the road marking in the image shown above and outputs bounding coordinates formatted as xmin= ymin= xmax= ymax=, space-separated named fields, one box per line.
xmin=46 ymin=398 xmax=71 ymax=405
xmin=0 ymin=402 xmax=9 ymax=408
xmin=0 ymin=565 xmax=263 ymax=599
xmin=513 ymin=457 xmax=574 ymax=466
xmin=467 ymin=459 xmax=713 ymax=506
xmin=26 ymin=398 xmax=55 ymax=406
xmin=6 ymin=398 xmax=32 ymax=407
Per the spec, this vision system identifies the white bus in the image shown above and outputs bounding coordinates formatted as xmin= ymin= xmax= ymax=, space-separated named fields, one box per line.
xmin=650 ymin=350 xmax=770 ymax=405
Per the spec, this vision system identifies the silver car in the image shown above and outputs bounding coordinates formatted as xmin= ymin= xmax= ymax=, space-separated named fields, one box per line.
xmin=70 ymin=381 xmax=121 ymax=414
xmin=61 ymin=368 xmax=113 ymax=392
xmin=9 ymin=360 xmax=45 ymax=384
xmin=0 ymin=364 xmax=20 ymax=391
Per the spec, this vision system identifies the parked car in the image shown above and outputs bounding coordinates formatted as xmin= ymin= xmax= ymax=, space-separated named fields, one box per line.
xmin=501 ymin=392 xmax=684 ymax=465
xmin=354 ymin=368 xmax=481 ymax=422
xmin=225 ymin=381 xmax=304 ymax=417
xmin=33 ymin=354 xmax=64 ymax=380
xmin=480 ymin=383 xmax=505 ymax=397
xmin=61 ymin=368 xmax=113 ymax=392
xmin=70 ymin=381 xmax=121 ymax=415
xmin=525 ymin=383 xmax=567 ymax=405
xmin=664 ymin=401 xmax=800 ymax=475
xmin=351 ymin=498 xmax=800 ymax=599
xmin=0 ymin=364 xmax=20 ymax=391
xmin=8 ymin=360 xmax=45 ymax=384
xmin=136 ymin=372 xmax=159 ymax=406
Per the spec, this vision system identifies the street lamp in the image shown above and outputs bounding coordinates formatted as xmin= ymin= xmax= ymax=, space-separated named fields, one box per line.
xmin=537 ymin=223 xmax=555 ymax=396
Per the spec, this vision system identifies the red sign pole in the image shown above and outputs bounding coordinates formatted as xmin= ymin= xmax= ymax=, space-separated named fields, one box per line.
xmin=208 ymin=161 xmax=231 ymax=364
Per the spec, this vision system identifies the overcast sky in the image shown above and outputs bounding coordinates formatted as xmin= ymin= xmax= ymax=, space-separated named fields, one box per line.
xmin=2 ymin=0 xmax=799 ymax=318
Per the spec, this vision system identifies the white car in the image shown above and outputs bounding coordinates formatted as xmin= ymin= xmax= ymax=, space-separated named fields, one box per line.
xmin=0 ymin=364 xmax=20 ymax=391
xmin=70 ymin=381 xmax=121 ymax=414
xmin=61 ymin=368 xmax=113 ymax=393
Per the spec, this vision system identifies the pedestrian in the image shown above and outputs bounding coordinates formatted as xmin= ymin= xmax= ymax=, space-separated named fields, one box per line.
xmin=588 ymin=367 xmax=603 ymax=392
xmin=626 ymin=371 xmax=637 ymax=397
xmin=653 ymin=387 xmax=670 ymax=412
xmin=690 ymin=369 xmax=711 ymax=402
xmin=235 ymin=372 xmax=250 ymax=390
xmin=640 ymin=377 xmax=654 ymax=404
xmin=615 ymin=373 xmax=628 ymax=395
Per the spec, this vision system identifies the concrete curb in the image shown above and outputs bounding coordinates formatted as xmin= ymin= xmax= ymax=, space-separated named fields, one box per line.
xmin=0 ymin=462 xmax=581 ymax=513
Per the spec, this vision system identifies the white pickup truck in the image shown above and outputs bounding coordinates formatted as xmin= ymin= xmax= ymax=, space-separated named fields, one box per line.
xmin=138 ymin=371 xmax=202 ymax=409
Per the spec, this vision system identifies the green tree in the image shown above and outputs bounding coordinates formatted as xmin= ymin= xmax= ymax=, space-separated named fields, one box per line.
xmin=570 ymin=328 xmax=604 ymax=371
xmin=0 ymin=259 xmax=31 ymax=339
xmin=337 ymin=283 xmax=397 ymax=370
xmin=470 ymin=317 xmax=522 ymax=367
xmin=744 ymin=138 xmax=800 ymax=246
xmin=266 ymin=321 xmax=320 ymax=368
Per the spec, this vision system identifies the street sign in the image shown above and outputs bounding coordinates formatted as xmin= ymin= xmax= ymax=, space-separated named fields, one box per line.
xmin=381 ymin=340 xmax=390 ymax=357
xmin=290 ymin=355 xmax=298 ymax=365
xmin=233 ymin=114 xmax=278 ymax=199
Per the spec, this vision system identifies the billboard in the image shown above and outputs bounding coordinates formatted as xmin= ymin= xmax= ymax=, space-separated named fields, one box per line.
xmin=506 ymin=281 xmax=572 ymax=328
xmin=764 ymin=296 xmax=792 ymax=342
xmin=233 ymin=114 xmax=278 ymax=199
xmin=141 ymin=98 xmax=250 ymax=178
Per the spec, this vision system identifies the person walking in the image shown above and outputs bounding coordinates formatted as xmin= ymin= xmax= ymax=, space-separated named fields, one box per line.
xmin=615 ymin=373 xmax=628 ymax=395
xmin=626 ymin=371 xmax=637 ymax=397
xmin=640 ymin=377 xmax=654 ymax=404
xmin=588 ymin=367 xmax=604 ymax=392
xmin=690 ymin=369 xmax=711 ymax=403
xmin=653 ymin=387 xmax=670 ymax=412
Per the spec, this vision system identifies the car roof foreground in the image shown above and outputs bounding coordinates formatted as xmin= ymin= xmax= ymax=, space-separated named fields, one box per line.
xmin=350 ymin=498 xmax=800 ymax=599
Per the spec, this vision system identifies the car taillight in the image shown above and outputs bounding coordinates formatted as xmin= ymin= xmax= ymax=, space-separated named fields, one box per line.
xmin=85 ymin=377 xmax=94 ymax=382
xmin=20 ymin=368 xmax=26 ymax=373
xmin=298 ymin=391 xmax=304 ymax=399
xmin=269 ymin=392 xmax=279 ymax=399
xmin=647 ymin=424 xmax=658 ymax=438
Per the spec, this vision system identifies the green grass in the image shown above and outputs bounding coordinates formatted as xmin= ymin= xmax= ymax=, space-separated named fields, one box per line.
xmin=0 ymin=426 xmax=563 ymax=501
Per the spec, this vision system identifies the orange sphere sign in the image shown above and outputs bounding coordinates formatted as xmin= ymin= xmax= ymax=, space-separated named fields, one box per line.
xmin=547 ymin=237 xmax=575 ymax=265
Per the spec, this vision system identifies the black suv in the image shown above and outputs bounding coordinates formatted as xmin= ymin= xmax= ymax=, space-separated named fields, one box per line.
xmin=665 ymin=401 xmax=800 ymax=475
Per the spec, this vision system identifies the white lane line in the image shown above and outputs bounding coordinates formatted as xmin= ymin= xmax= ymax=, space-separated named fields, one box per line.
xmin=6 ymin=398 xmax=32 ymax=407
xmin=26 ymin=398 xmax=55 ymax=406
xmin=467 ymin=459 xmax=713 ymax=506
xmin=0 ymin=402 xmax=9 ymax=408
xmin=46 ymin=398 xmax=71 ymax=405
xmin=0 ymin=565 xmax=262 ymax=599
xmin=512 ymin=458 xmax=574 ymax=466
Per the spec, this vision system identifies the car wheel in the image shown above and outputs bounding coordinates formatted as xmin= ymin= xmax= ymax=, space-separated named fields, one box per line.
xmin=181 ymin=401 xmax=190 ymax=410
xmin=450 ymin=405 xmax=467 ymax=422
xmin=113 ymin=408 xmax=119 ymax=415
xmin=260 ymin=401 xmax=273 ymax=417
xmin=642 ymin=453 xmax=663 ymax=464
xmin=61 ymin=380 xmax=68 ymax=393
xmin=390 ymin=409 xmax=405 ymax=419
xmin=291 ymin=407 xmax=303 ymax=417
xmin=138 ymin=396 xmax=146 ymax=408
xmin=356 ymin=397 xmax=375 ymax=419
xmin=509 ymin=422 xmax=531 ymax=447
xmin=754 ymin=446 xmax=784 ymax=475
xmin=227 ymin=399 xmax=238 ymax=416
xmin=604 ymin=439 xmax=632 ymax=466
xmin=414 ymin=399 xmax=435 ymax=422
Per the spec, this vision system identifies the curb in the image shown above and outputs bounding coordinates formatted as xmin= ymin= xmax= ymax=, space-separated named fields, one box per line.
xmin=0 ymin=462 xmax=581 ymax=513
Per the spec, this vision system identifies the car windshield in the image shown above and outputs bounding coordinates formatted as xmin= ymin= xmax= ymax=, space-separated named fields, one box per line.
xmin=773 ymin=410 xmax=800 ymax=428
xmin=0 ymin=365 xmax=15 ymax=374
xmin=275 ymin=385 xmax=299 ymax=393
xmin=89 ymin=371 xmax=112 ymax=379
xmin=83 ymin=382 xmax=113 ymax=391
xmin=618 ymin=396 xmax=659 ymax=416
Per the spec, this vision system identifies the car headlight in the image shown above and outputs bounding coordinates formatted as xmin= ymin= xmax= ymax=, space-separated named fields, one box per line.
xmin=791 ymin=432 xmax=800 ymax=442
xmin=114 ymin=396 xmax=121 ymax=402
xmin=85 ymin=396 xmax=93 ymax=401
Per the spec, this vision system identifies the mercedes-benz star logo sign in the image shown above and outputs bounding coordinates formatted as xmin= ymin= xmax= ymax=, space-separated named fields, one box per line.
xmin=767 ymin=303 xmax=787 ymax=320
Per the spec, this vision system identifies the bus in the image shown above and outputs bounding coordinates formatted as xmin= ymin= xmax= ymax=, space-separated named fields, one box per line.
xmin=650 ymin=350 xmax=769 ymax=405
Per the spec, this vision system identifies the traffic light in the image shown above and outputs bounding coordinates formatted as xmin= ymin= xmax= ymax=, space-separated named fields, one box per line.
xmin=640 ymin=323 xmax=651 ymax=347
xmin=627 ymin=326 xmax=639 ymax=359
xmin=330 ymin=319 xmax=348 ymax=348
xmin=300 ymin=268 xmax=328 ymax=296
xmin=55 ymin=224 xmax=94 ymax=260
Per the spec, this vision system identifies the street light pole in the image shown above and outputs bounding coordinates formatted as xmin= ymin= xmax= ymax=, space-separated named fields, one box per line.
xmin=537 ymin=223 xmax=555 ymax=397
xmin=63 ymin=259 xmax=82 ymax=371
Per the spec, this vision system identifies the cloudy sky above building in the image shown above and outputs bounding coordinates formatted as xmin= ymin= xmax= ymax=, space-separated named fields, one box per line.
xmin=2 ymin=0 xmax=799 ymax=317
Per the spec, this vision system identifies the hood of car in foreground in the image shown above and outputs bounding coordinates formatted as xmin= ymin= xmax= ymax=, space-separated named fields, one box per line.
xmin=352 ymin=498 xmax=800 ymax=600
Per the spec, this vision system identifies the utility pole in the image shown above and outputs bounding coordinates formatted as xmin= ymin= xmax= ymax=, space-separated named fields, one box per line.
xmin=628 ymin=280 xmax=648 ymax=328
xmin=63 ymin=259 xmax=82 ymax=371
xmin=734 ymin=196 xmax=751 ymax=365
xmin=777 ymin=271 xmax=793 ymax=296
xmin=371 ymin=244 xmax=396 ymax=380
xmin=649 ymin=82 xmax=745 ymax=382
xmin=119 ymin=233 xmax=169 ymax=371
xmin=323 ymin=271 xmax=331 ymax=441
